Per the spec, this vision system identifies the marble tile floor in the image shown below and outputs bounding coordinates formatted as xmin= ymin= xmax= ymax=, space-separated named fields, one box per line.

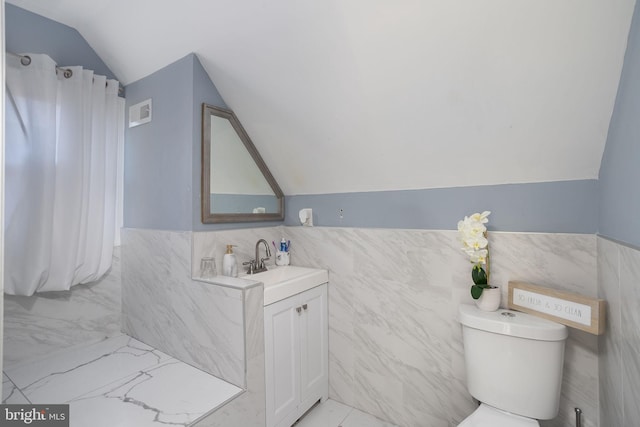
xmin=1 ymin=334 xmax=242 ymax=427
xmin=295 ymin=399 xmax=399 ymax=427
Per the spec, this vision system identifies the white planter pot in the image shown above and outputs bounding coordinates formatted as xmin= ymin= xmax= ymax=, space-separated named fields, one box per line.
xmin=475 ymin=287 xmax=501 ymax=311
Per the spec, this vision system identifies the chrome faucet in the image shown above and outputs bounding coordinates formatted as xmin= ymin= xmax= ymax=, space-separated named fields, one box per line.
xmin=251 ymin=239 xmax=271 ymax=274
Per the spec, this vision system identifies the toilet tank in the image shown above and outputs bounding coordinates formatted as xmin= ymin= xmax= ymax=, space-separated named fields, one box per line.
xmin=458 ymin=304 xmax=568 ymax=420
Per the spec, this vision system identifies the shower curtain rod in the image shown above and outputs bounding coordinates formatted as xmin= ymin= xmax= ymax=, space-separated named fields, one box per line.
xmin=7 ymin=51 xmax=73 ymax=78
xmin=6 ymin=51 xmax=124 ymax=95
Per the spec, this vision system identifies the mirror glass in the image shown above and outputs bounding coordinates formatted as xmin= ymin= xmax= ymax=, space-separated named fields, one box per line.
xmin=202 ymin=104 xmax=284 ymax=223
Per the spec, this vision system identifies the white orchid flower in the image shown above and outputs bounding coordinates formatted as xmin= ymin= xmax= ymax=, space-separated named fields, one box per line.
xmin=459 ymin=215 xmax=487 ymax=235
xmin=458 ymin=212 xmax=491 ymax=265
xmin=463 ymin=234 xmax=488 ymax=250
xmin=458 ymin=211 xmax=492 ymax=298
xmin=469 ymin=249 xmax=488 ymax=265
xmin=470 ymin=211 xmax=491 ymax=224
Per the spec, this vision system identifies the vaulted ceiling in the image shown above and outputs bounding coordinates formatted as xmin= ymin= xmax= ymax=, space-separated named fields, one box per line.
xmin=7 ymin=0 xmax=637 ymax=195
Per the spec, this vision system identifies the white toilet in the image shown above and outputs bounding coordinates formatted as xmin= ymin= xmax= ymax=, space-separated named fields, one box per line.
xmin=458 ymin=304 xmax=569 ymax=426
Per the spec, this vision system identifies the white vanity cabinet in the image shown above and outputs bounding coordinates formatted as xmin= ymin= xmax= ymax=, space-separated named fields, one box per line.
xmin=264 ymin=283 xmax=328 ymax=427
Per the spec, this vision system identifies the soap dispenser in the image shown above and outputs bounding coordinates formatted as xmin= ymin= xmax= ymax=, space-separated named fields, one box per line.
xmin=222 ymin=245 xmax=238 ymax=277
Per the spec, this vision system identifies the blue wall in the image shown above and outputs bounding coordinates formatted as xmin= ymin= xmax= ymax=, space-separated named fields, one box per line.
xmin=124 ymin=53 xmax=284 ymax=231
xmin=124 ymin=55 xmax=195 ymax=231
xmin=5 ymin=4 xmax=116 ymax=80
xmin=191 ymin=56 xmax=227 ymax=230
xmin=286 ymin=180 xmax=598 ymax=233
xmin=599 ymin=1 xmax=640 ymax=248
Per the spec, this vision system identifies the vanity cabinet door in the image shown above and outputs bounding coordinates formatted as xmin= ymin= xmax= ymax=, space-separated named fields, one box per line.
xmin=265 ymin=283 xmax=328 ymax=427
xmin=265 ymin=295 xmax=300 ymax=427
xmin=299 ymin=284 xmax=328 ymax=413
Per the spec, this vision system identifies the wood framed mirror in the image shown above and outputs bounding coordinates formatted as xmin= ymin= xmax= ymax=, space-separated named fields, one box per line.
xmin=201 ymin=104 xmax=284 ymax=223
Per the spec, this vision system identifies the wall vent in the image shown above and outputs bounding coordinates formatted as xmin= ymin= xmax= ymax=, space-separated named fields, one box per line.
xmin=129 ymin=99 xmax=152 ymax=128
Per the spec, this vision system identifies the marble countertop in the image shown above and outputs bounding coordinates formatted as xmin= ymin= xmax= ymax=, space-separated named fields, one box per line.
xmin=192 ymin=274 xmax=263 ymax=290
xmin=193 ymin=265 xmax=328 ymax=300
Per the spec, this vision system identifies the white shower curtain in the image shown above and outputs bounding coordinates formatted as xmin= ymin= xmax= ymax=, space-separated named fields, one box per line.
xmin=5 ymin=53 xmax=124 ymax=296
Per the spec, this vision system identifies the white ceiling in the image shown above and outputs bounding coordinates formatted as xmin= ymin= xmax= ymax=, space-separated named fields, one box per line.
xmin=7 ymin=0 xmax=637 ymax=195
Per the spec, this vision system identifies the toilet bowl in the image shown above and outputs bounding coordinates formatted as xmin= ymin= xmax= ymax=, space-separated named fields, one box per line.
xmin=458 ymin=403 xmax=539 ymax=427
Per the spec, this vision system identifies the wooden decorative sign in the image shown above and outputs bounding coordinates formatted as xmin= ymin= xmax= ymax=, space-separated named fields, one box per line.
xmin=508 ymin=281 xmax=606 ymax=335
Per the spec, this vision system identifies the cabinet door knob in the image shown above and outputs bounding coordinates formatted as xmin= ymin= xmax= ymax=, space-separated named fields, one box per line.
xmin=302 ymin=304 xmax=308 ymax=310
xmin=296 ymin=306 xmax=302 ymax=314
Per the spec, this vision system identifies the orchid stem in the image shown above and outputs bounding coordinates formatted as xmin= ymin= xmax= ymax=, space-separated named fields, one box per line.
xmin=484 ymin=231 xmax=490 ymax=285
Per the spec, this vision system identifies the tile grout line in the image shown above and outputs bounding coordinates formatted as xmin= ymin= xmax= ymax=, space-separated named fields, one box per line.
xmin=2 ymin=371 xmax=32 ymax=404
xmin=337 ymin=407 xmax=353 ymax=427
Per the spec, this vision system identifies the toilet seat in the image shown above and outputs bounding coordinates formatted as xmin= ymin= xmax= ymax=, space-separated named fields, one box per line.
xmin=458 ymin=403 xmax=540 ymax=427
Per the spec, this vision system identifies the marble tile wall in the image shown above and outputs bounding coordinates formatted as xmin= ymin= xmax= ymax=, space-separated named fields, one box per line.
xmin=192 ymin=227 xmax=288 ymax=278
xmin=284 ymin=227 xmax=599 ymax=427
xmin=3 ymin=247 xmax=122 ymax=368
xmin=597 ymin=237 xmax=640 ymax=427
xmin=195 ymin=285 xmax=266 ymax=427
xmin=121 ymin=228 xmax=246 ymax=388
xmin=1 ymin=224 xmax=608 ymax=426
xmin=126 ymin=225 xmax=601 ymax=427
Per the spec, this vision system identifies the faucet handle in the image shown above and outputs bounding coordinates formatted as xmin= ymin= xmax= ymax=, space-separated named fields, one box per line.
xmin=243 ymin=259 xmax=256 ymax=274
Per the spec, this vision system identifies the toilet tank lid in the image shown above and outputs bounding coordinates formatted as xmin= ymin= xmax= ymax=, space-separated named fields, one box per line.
xmin=458 ymin=304 xmax=568 ymax=341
